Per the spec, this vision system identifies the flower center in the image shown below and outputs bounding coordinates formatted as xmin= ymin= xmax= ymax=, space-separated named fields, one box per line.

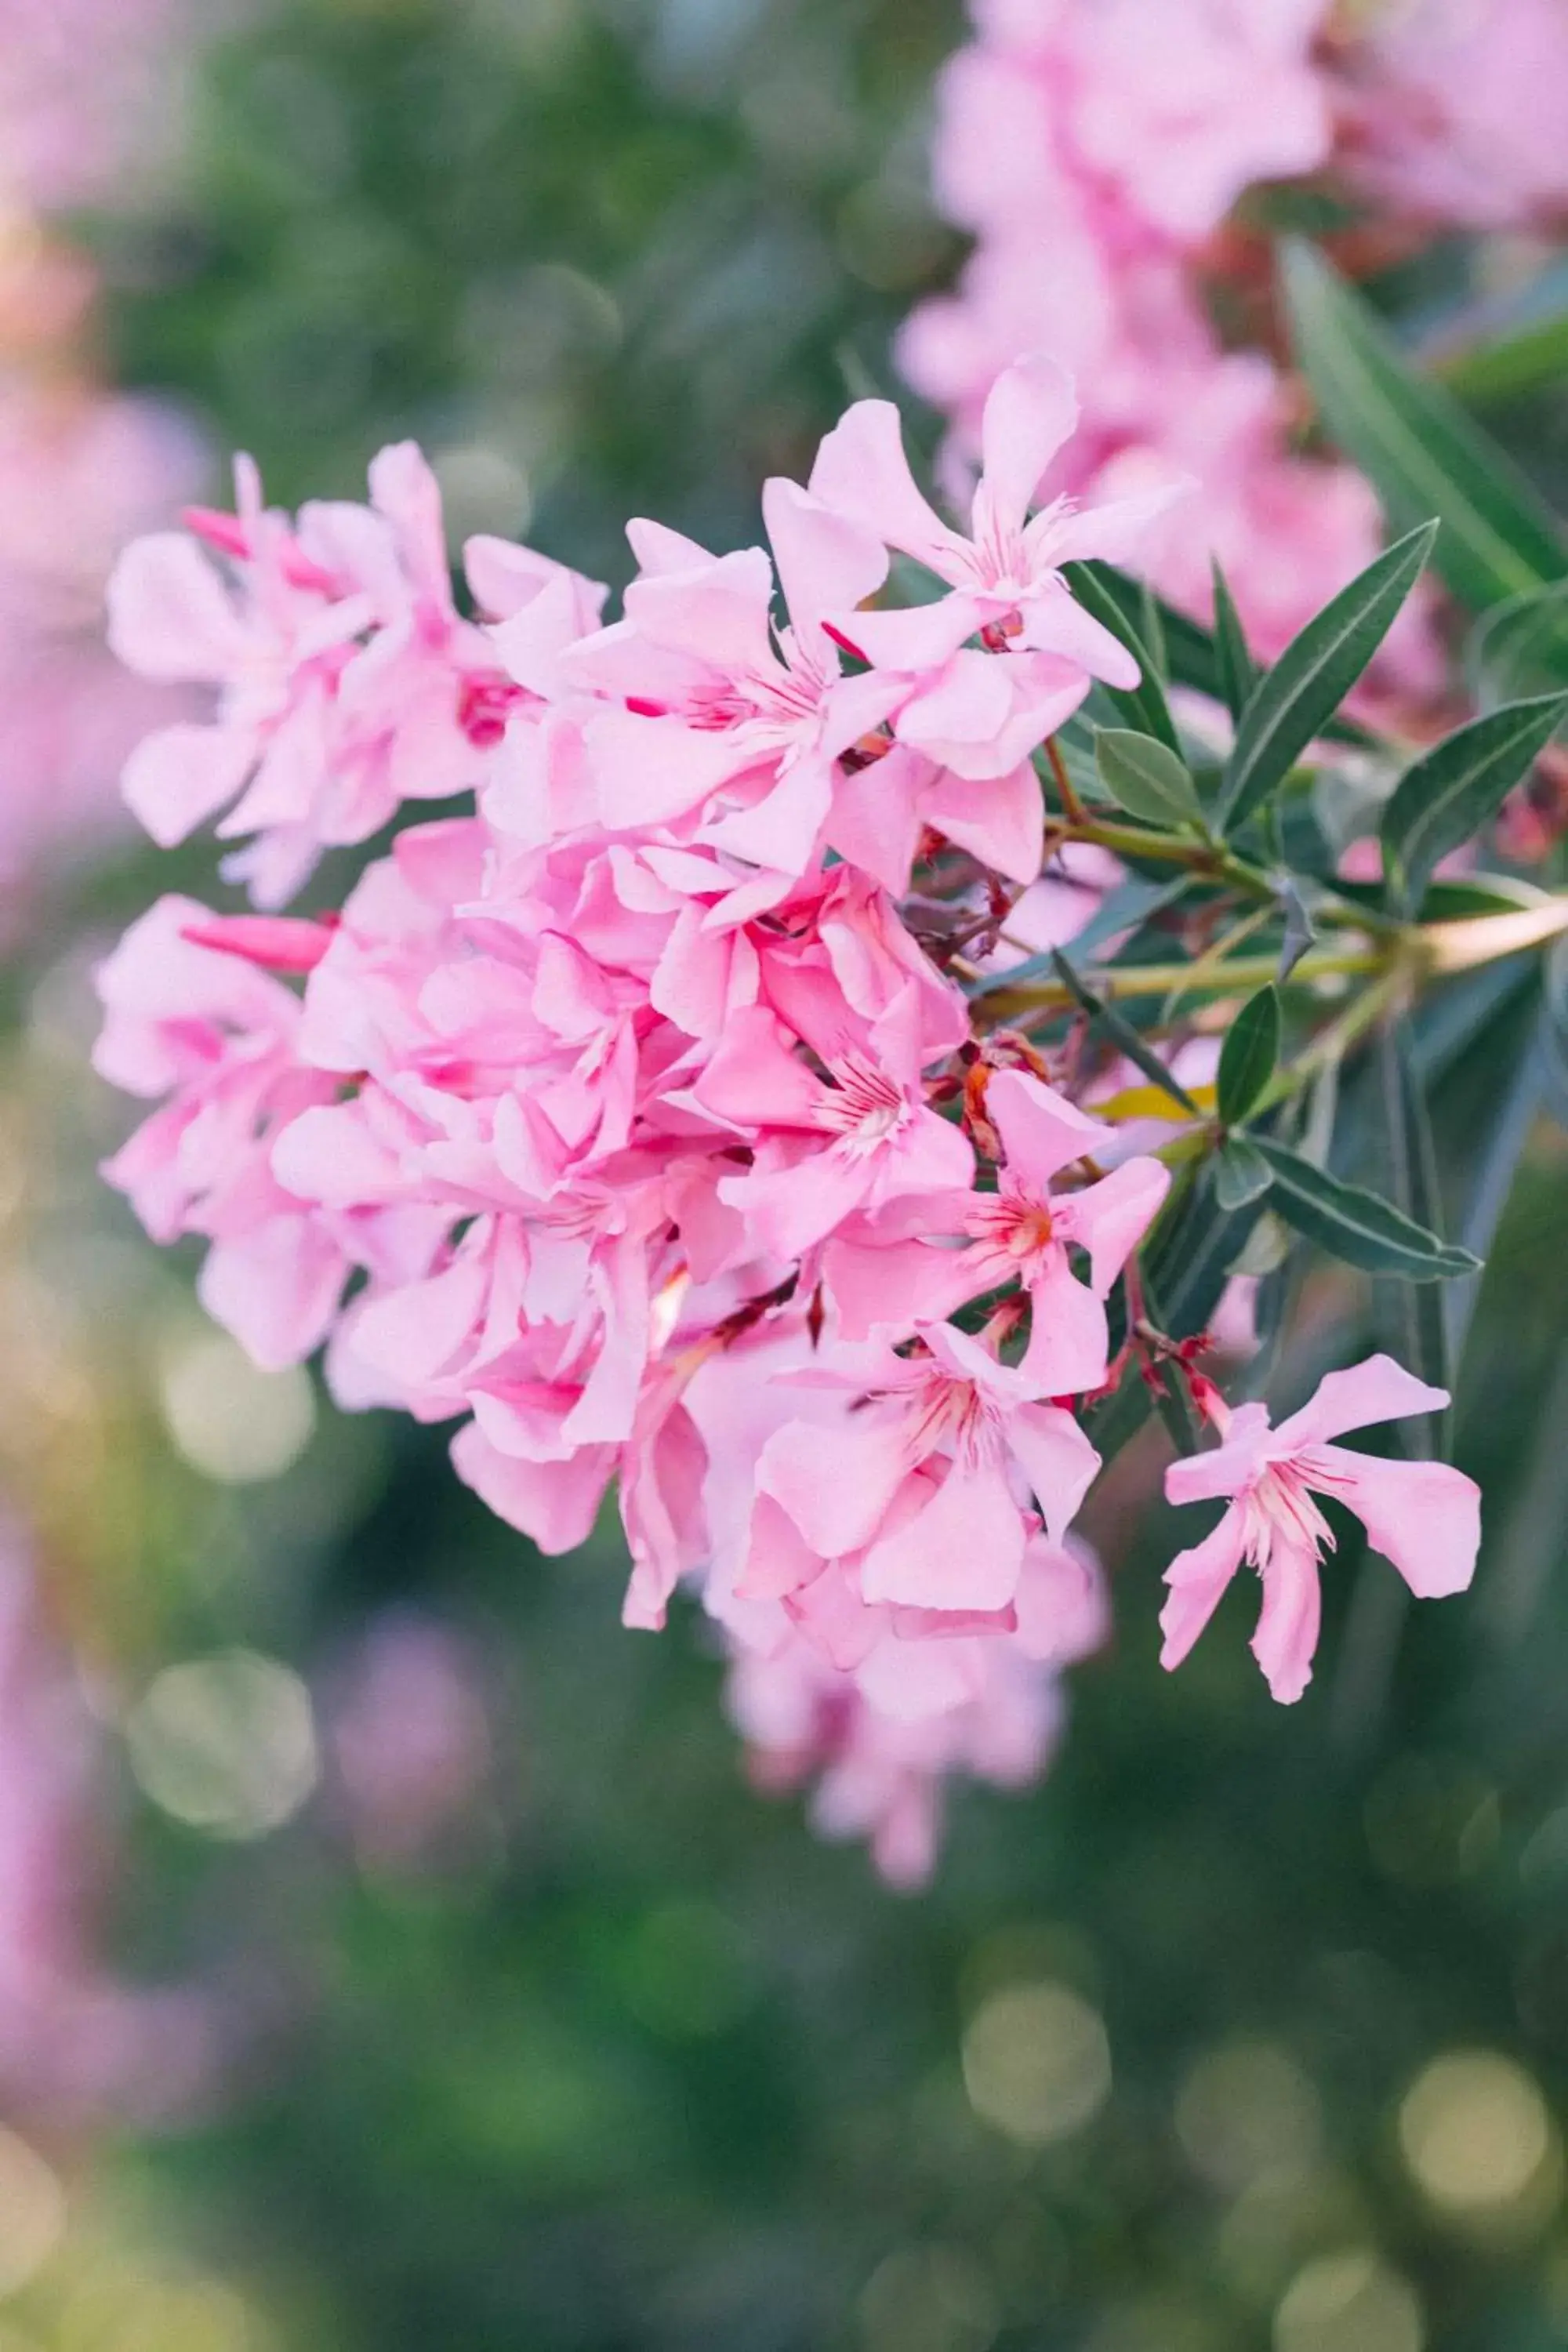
xmin=815 ymin=1053 xmax=909 ymax=1153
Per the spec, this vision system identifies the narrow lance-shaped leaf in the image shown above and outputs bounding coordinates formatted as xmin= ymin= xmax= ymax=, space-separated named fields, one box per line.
xmin=1276 ymin=877 xmax=1317 ymax=985
xmin=1095 ymin=729 xmax=1206 ymax=829
xmin=1218 ymin=521 xmax=1438 ymax=836
xmin=1210 ymin=561 xmax=1258 ymax=724
xmin=1282 ymin=240 xmax=1568 ymax=613
xmin=1214 ymin=1134 xmax=1273 ymax=1213
xmin=1060 ymin=560 xmax=1181 ymax=753
xmin=1251 ymin=1134 xmax=1481 ymax=1280
xmin=1377 ymin=1020 xmax=1452 ymax=1457
xmin=1465 ymin=583 xmax=1568 ymax=708
xmin=1217 ymin=985 xmax=1281 ymax=1127
xmin=1381 ymin=691 xmax=1568 ymax=916
xmin=1051 ymin=949 xmax=1200 ymax=1114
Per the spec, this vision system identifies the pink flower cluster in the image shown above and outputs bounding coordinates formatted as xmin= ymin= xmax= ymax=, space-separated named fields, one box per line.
xmin=0 ymin=0 xmax=183 ymax=209
xmin=1336 ymin=0 xmax=1568 ymax=233
xmin=900 ymin=0 xmax=1565 ymax=684
xmin=96 ymin=368 xmax=1479 ymax=1880
xmin=0 ymin=379 xmax=205 ymax=924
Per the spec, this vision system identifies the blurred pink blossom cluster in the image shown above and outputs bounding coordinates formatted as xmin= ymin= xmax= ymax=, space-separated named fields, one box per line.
xmin=94 ymin=372 xmax=1481 ymax=1878
xmin=0 ymin=0 xmax=209 ymax=931
xmin=0 ymin=379 xmax=205 ymax=917
xmin=0 ymin=0 xmax=183 ymax=210
xmin=0 ymin=1525 xmax=212 ymax=2122
xmin=899 ymin=0 xmax=1565 ymax=683
xmin=1335 ymin=0 xmax=1568 ymax=232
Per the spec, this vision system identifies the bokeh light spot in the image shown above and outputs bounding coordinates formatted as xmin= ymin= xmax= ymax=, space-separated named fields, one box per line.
xmin=127 ymin=1650 xmax=319 ymax=1840
xmin=0 ymin=2126 xmax=65 ymax=2296
xmin=858 ymin=2245 xmax=998 ymax=2352
xmin=1176 ymin=2041 xmax=1323 ymax=2194
xmin=1273 ymin=2250 xmax=1423 ymax=2352
xmin=962 ymin=1980 xmax=1111 ymax=2147
xmin=1398 ymin=2051 xmax=1558 ymax=2223
xmin=158 ymin=1331 xmax=314 ymax=1486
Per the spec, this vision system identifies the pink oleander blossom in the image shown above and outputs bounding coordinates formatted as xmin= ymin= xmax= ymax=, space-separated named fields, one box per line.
xmin=724 ymin=1532 xmax=1107 ymax=1887
xmin=825 ymin=1068 xmax=1170 ymax=1394
xmin=1160 ymin=1357 xmax=1482 ymax=1704
xmin=808 ymin=355 xmax=1180 ymax=780
xmin=1340 ymin=0 xmax=1568 ymax=231
xmin=107 ymin=444 xmax=605 ymax=906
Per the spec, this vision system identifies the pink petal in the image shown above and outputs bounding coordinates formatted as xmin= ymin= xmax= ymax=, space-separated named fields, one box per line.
xmin=1311 ymin=1445 xmax=1481 ymax=1600
xmin=859 ymin=1457 xmax=1027 ymax=1612
xmin=735 ymin=1492 xmax=824 ymax=1602
xmin=824 ymin=746 xmax=927 ymax=896
xmin=808 ymin=398 xmax=967 ymax=578
xmin=1005 ymin=1403 xmax=1100 ymax=1540
xmin=198 ymin=1218 xmax=346 ymax=1370
xmin=923 ymin=759 xmax=1044 ymax=886
xmin=757 ymin=1414 xmax=911 ymax=1559
xmin=622 ymin=546 xmax=777 ymax=673
xmin=761 ymin=477 xmax=888 ymax=638
xmin=107 ymin=533 xmax=251 ymax=682
xmin=988 ymin=1068 xmax=1109 ymax=1185
xmin=702 ymin=751 xmax=833 ymax=876
xmin=975 ymin=354 xmax=1078 ymax=540
xmin=122 ymin=723 xmax=257 ymax=848
xmin=1021 ymin=584 xmax=1141 ymax=689
xmin=1020 ymin=1251 xmax=1111 ymax=1396
xmin=1272 ymin=1354 xmax=1451 ymax=1453
xmin=1040 ymin=477 xmax=1190 ymax=571
xmin=1164 ymin=1403 xmax=1274 ymax=1507
xmin=1159 ymin=1505 xmax=1247 ymax=1673
xmin=586 ymin=709 xmax=747 ymax=830
xmin=450 ymin=1422 xmax=614 ymax=1556
xmin=1251 ymin=1536 xmax=1323 ymax=1705
xmin=822 ymin=1233 xmax=979 ymax=1340
xmin=695 ymin=1007 xmax=822 ymax=1131
xmin=1064 ymin=1156 xmax=1171 ymax=1294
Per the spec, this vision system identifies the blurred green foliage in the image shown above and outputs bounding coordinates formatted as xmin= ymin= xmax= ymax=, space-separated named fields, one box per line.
xmin=100 ymin=0 xmax=961 ymax=581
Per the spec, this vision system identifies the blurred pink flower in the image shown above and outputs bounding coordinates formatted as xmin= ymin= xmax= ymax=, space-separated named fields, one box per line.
xmin=1340 ymin=0 xmax=1568 ymax=230
xmin=329 ymin=1613 xmax=495 ymax=1875
xmin=0 ymin=1523 xmax=215 ymax=2124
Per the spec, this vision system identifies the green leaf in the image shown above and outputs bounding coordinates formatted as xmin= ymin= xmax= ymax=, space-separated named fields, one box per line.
xmin=1214 ymin=1134 xmax=1274 ymax=1212
xmin=1217 ymin=986 xmax=1281 ymax=1126
xmin=1381 ymin=691 xmax=1568 ymax=916
xmin=1250 ymin=1135 xmax=1481 ymax=1280
xmin=1276 ymin=877 xmax=1317 ymax=983
xmin=1542 ymin=933 xmax=1568 ymax=1130
xmin=1210 ymin=561 xmax=1258 ymax=725
xmin=1060 ymin=561 xmax=1180 ymax=753
xmin=1465 ymin=582 xmax=1568 ymax=708
xmin=1282 ymin=241 xmax=1568 ymax=613
xmin=1218 ymin=521 xmax=1437 ymax=835
xmin=1436 ymin=301 xmax=1568 ymax=412
xmin=1051 ymin=949 xmax=1200 ymax=1114
xmin=1376 ymin=1021 xmax=1452 ymax=1456
xmin=1094 ymin=729 xmax=1206 ymax=829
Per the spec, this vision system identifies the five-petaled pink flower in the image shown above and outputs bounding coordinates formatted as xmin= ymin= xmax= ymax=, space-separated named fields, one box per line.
xmin=1160 ymin=1356 xmax=1482 ymax=1704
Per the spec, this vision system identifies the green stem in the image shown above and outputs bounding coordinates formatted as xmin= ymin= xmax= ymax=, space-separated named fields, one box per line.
xmin=981 ymin=943 xmax=1381 ymax=1021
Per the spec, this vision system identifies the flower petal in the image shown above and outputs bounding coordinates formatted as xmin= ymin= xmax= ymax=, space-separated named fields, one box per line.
xmin=1311 ymin=1444 xmax=1481 ymax=1599
xmin=1159 ymin=1504 xmax=1247 ymax=1672
xmin=1273 ymin=1353 xmax=1451 ymax=1452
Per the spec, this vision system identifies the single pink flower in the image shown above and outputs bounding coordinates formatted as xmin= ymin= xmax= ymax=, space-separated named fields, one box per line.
xmin=698 ymin=983 xmax=974 ymax=1262
xmin=825 ymin=1069 xmax=1170 ymax=1394
xmin=808 ymin=352 xmax=1181 ymax=731
xmin=1160 ymin=1356 xmax=1482 ymax=1704
xmin=757 ymin=1323 xmax=1099 ymax=1616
